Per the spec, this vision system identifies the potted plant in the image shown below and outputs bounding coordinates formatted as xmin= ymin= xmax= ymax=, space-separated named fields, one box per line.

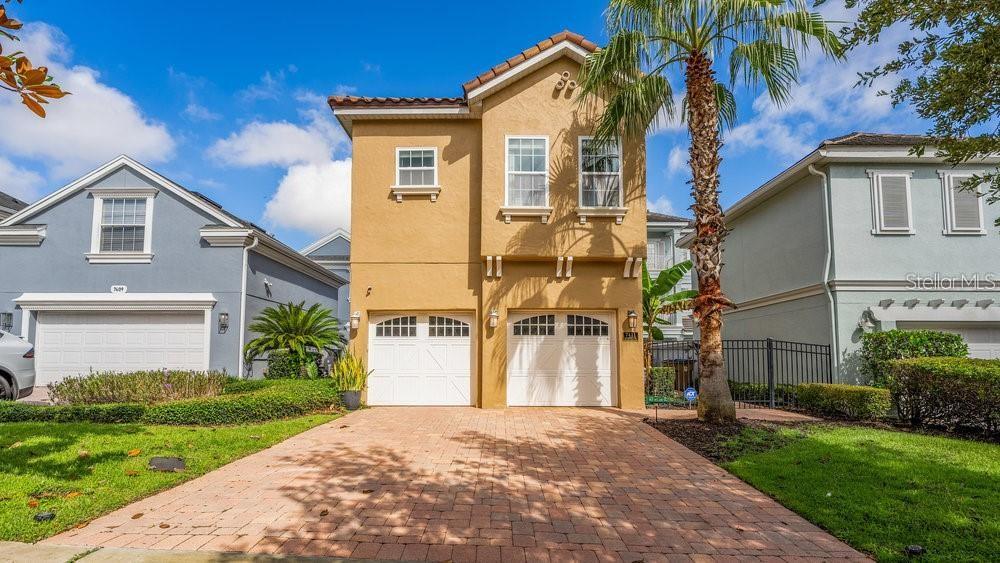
xmin=330 ymin=352 xmax=371 ymax=410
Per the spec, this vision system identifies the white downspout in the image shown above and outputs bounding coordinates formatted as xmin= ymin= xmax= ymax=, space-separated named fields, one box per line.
xmin=808 ymin=165 xmax=840 ymax=379
xmin=237 ymin=236 xmax=259 ymax=378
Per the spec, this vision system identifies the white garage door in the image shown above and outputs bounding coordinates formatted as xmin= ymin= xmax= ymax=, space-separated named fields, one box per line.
xmin=367 ymin=313 xmax=472 ymax=405
xmin=35 ymin=311 xmax=208 ymax=385
xmin=897 ymin=322 xmax=1000 ymax=359
xmin=507 ymin=312 xmax=615 ymax=406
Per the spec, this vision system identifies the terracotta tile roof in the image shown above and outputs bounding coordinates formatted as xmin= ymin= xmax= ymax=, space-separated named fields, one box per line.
xmin=821 ymin=132 xmax=932 ymax=147
xmin=328 ymin=96 xmax=467 ymax=109
xmin=462 ymin=30 xmax=598 ymax=94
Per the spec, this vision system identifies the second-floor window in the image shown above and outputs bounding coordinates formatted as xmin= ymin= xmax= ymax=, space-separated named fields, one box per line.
xmin=940 ymin=172 xmax=986 ymax=234
xmin=99 ymin=197 xmax=148 ymax=252
xmin=579 ymin=137 xmax=622 ymax=207
xmin=647 ymin=238 xmax=668 ymax=271
xmin=396 ymin=148 xmax=437 ymax=186
xmin=505 ymin=136 xmax=548 ymax=207
xmin=868 ymin=171 xmax=913 ymax=234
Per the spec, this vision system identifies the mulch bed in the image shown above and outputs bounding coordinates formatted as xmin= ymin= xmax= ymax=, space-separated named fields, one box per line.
xmin=646 ymin=417 xmax=806 ymax=463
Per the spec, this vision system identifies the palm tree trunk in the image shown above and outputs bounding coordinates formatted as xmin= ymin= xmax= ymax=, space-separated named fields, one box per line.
xmin=685 ymin=52 xmax=736 ymax=423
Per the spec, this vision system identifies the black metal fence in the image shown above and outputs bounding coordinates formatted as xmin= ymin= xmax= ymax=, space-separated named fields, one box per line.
xmin=648 ymin=338 xmax=833 ymax=408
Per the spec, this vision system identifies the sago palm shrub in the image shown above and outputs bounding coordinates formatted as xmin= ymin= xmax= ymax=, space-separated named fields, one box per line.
xmin=244 ymin=302 xmax=341 ymax=377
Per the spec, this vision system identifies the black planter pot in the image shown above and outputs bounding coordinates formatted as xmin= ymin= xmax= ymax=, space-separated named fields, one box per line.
xmin=340 ymin=390 xmax=361 ymax=410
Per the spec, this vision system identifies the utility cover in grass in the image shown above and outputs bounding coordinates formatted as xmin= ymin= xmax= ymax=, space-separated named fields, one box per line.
xmin=148 ymin=457 xmax=186 ymax=472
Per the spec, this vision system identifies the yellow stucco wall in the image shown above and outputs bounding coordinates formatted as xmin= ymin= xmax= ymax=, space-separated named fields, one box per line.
xmin=346 ymin=53 xmax=646 ymax=409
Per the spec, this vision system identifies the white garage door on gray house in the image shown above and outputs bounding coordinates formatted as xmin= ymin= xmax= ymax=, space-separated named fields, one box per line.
xmin=0 ymin=156 xmax=345 ymax=383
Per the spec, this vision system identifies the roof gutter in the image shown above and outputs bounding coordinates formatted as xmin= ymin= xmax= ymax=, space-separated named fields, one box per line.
xmin=808 ymin=164 xmax=840 ymax=380
xmin=237 ymin=236 xmax=259 ymax=378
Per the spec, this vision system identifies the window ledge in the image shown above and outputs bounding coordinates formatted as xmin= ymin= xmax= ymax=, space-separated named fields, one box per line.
xmin=870 ymin=229 xmax=915 ymax=236
xmin=390 ymin=185 xmax=441 ymax=202
xmin=575 ymin=206 xmax=628 ymax=224
xmin=500 ymin=206 xmax=554 ymax=224
xmin=85 ymin=252 xmax=153 ymax=264
xmin=942 ymin=229 xmax=988 ymax=236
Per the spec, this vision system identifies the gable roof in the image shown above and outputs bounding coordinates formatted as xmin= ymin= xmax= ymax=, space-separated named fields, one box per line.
xmin=328 ymin=30 xmax=597 ymax=135
xmin=0 ymin=190 xmax=28 ymax=213
xmin=0 ymin=155 xmax=244 ymax=228
xmin=822 ymin=132 xmax=933 ymax=147
xmin=301 ymin=228 xmax=351 ymax=255
xmin=0 ymin=155 xmax=346 ymax=288
xmin=647 ymin=211 xmax=691 ymax=224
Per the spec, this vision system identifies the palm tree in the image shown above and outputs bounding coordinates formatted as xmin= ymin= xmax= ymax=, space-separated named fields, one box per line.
xmin=642 ymin=261 xmax=698 ymax=369
xmin=580 ymin=0 xmax=843 ymax=422
xmin=244 ymin=302 xmax=342 ymax=369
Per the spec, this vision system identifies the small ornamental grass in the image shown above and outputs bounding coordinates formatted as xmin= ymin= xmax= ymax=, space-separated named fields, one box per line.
xmin=49 ymin=371 xmax=228 ymax=405
xmin=329 ymin=352 xmax=371 ymax=391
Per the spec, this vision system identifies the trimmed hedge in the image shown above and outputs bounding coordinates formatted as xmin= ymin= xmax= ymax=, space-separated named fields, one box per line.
xmin=0 ymin=379 xmax=341 ymax=426
xmin=265 ymin=350 xmax=322 ymax=379
xmin=645 ymin=367 xmax=676 ymax=396
xmin=795 ymin=383 xmax=891 ymax=420
xmin=728 ymin=380 xmax=796 ymax=404
xmin=860 ymin=329 xmax=968 ymax=387
xmin=887 ymin=357 xmax=1000 ymax=432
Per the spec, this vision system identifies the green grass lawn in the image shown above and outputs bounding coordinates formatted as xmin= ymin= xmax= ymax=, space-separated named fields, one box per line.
xmin=0 ymin=414 xmax=336 ymax=543
xmin=723 ymin=426 xmax=999 ymax=561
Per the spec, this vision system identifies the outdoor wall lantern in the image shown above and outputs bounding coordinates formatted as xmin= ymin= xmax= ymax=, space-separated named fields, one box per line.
xmin=627 ymin=310 xmax=638 ymax=330
xmin=350 ymin=311 xmax=361 ymax=330
xmin=488 ymin=309 xmax=499 ymax=328
xmin=218 ymin=312 xmax=229 ymax=334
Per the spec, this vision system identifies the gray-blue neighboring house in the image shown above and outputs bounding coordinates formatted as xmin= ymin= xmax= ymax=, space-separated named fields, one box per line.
xmin=301 ymin=229 xmax=351 ymax=327
xmin=646 ymin=211 xmax=695 ymax=340
xmin=680 ymin=133 xmax=1000 ymax=382
xmin=0 ymin=155 xmax=345 ymax=385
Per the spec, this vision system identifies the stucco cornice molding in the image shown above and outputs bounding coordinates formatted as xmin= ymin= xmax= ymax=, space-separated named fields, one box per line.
xmin=84 ymin=252 xmax=154 ymax=264
xmin=84 ymin=187 xmax=159 ymax=198
xmin=500 ymin=206 xmax=554 ymax=224
xmin=200 ymin=227 xmax=255 ymax=247
xmin=726 ymin=283 xmax=827 ymax=313
xmin=0 ymin=225 xmax=46 ymax=246
xmin=576 ymin=206 xmax=628 ymax=225
xmin=390 ymin=185 xmax=442 ymax=203
xmin=831 ymin=279 xmax=1000 ymax=291
xmin=14 ymin=292 xmax=217 ymax=311
xmin=868 ymin=304 xmax=1000 ymax=323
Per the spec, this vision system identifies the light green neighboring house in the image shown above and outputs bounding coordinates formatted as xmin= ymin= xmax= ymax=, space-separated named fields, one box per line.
xmin=680 ymin=132 xmax=1000 ymax=383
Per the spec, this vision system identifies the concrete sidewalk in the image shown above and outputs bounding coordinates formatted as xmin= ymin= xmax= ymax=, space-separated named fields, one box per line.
xmin=0 ymin=541 xmax=394 ymax=562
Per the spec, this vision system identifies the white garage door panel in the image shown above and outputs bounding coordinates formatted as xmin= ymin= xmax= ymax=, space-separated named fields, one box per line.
xmin=368 ymin=314 xmax=472 ymax=406
xmin=36 ymin=312 xmax=207 ymax=384
xmin=897 ymin=322 xmax=1000 ymax=359
xmin=507 ymin=312 xmax=615 ymax=407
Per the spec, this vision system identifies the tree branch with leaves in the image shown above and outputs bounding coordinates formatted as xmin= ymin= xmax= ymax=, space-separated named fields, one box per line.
xmin=642 ymin=261 xmax=698 ymax=369
xmin=0 ymin=0 xmax=68 ymax=117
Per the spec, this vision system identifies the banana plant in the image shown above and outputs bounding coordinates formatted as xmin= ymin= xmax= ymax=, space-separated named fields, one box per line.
xmin=642 ymin=260 xmax=698 ymax=369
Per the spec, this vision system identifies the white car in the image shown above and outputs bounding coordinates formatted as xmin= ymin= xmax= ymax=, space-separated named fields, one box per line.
xmin=0 ymin=330 xmax=35 ymax=400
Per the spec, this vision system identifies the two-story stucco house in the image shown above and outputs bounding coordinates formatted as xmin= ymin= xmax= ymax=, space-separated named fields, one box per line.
xmin=682 ymin=133 xmax=1000 ymax=382
xmin=302 ymin=229 xmax=351 ymax=328
xmin=647 ymin=211 xmax=695 ymax=340
xmin=329 ymin=31 xmax=647 ymax=408
xmin=0 ymin=156 xmax=345 ymax=387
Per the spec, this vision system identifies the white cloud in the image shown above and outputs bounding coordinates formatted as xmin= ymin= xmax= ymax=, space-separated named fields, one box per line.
xmin=207 ymin=121 xmax=335 ymax=167
xmin=648 ymin=195 xmax=678 ymax=216
xmin=238 ymin=70 xmax=283 ymax=102
xmin=724 ymin=7 xmax=920 ymax=160
xmin=0 ymin=157 xmax=45 ymax=201
xmin=0 ymin=24 xmax=175 ymax=177
xmin=182 ymin=101 xmax=221 ymax=121
xmin=263 ymin=160 xmax=352 ymax=235
xmin=667 ymin=146 xmax=687 ymax=176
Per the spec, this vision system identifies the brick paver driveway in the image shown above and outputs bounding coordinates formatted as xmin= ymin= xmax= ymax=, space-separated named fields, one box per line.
xmin=48 ymin=408 xmax=866 ymax=561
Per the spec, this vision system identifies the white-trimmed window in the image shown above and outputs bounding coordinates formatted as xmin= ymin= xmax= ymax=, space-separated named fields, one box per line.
xmin=940 ymin=172 xmax=986 ymax=234
xmin=579 ymin=137 xmax=622 ymax=207
xmin=647 ymin=238 xmax=668 ymax=271
xmin=0 ymin=312 xmax=12 ymax=333
xmin=429 ymin=316 xmax=470 ymax=337
xmin=567 ymin=314 xmax=609 ymax=336
xmin=395 ymin=148 xmax=437 ymax=187
xmin=505 ymin=136 xmax=548 ymax=207
xmin=512 ymin=314 xmax=555 ymax=336
xmin=375 ymin=316 xmax=417 ymax=337
xmin=868 ymin=171 xmax=914 ymax=234
xmin=86 ymin=188 xmax=156 ymax=263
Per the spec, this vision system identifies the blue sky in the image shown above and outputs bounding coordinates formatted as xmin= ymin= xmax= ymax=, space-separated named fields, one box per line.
xmin=3 ymin=0 xmax=923 ymax=249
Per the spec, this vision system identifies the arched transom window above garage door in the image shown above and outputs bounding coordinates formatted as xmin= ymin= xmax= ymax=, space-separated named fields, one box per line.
xmin=429 ymin=316 xmax=470 ymax=337
xmin=375 ymin=316 xmax=417 ymax=337
xmin=512 ymin=314 xmax=556 ymax=336
xmin=568 ymin=314 xmax=609 ymax=336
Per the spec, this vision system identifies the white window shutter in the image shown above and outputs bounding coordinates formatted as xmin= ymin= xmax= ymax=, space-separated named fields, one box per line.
xmin=879 ymin=176 xmax=910 ymax=229
xmin=951 ymin=177 xmax=982 ymax=230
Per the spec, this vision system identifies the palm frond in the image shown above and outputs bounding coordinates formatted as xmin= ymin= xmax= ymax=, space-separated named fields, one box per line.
xmin=661 ymin=298 xmax=697 ymax=314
